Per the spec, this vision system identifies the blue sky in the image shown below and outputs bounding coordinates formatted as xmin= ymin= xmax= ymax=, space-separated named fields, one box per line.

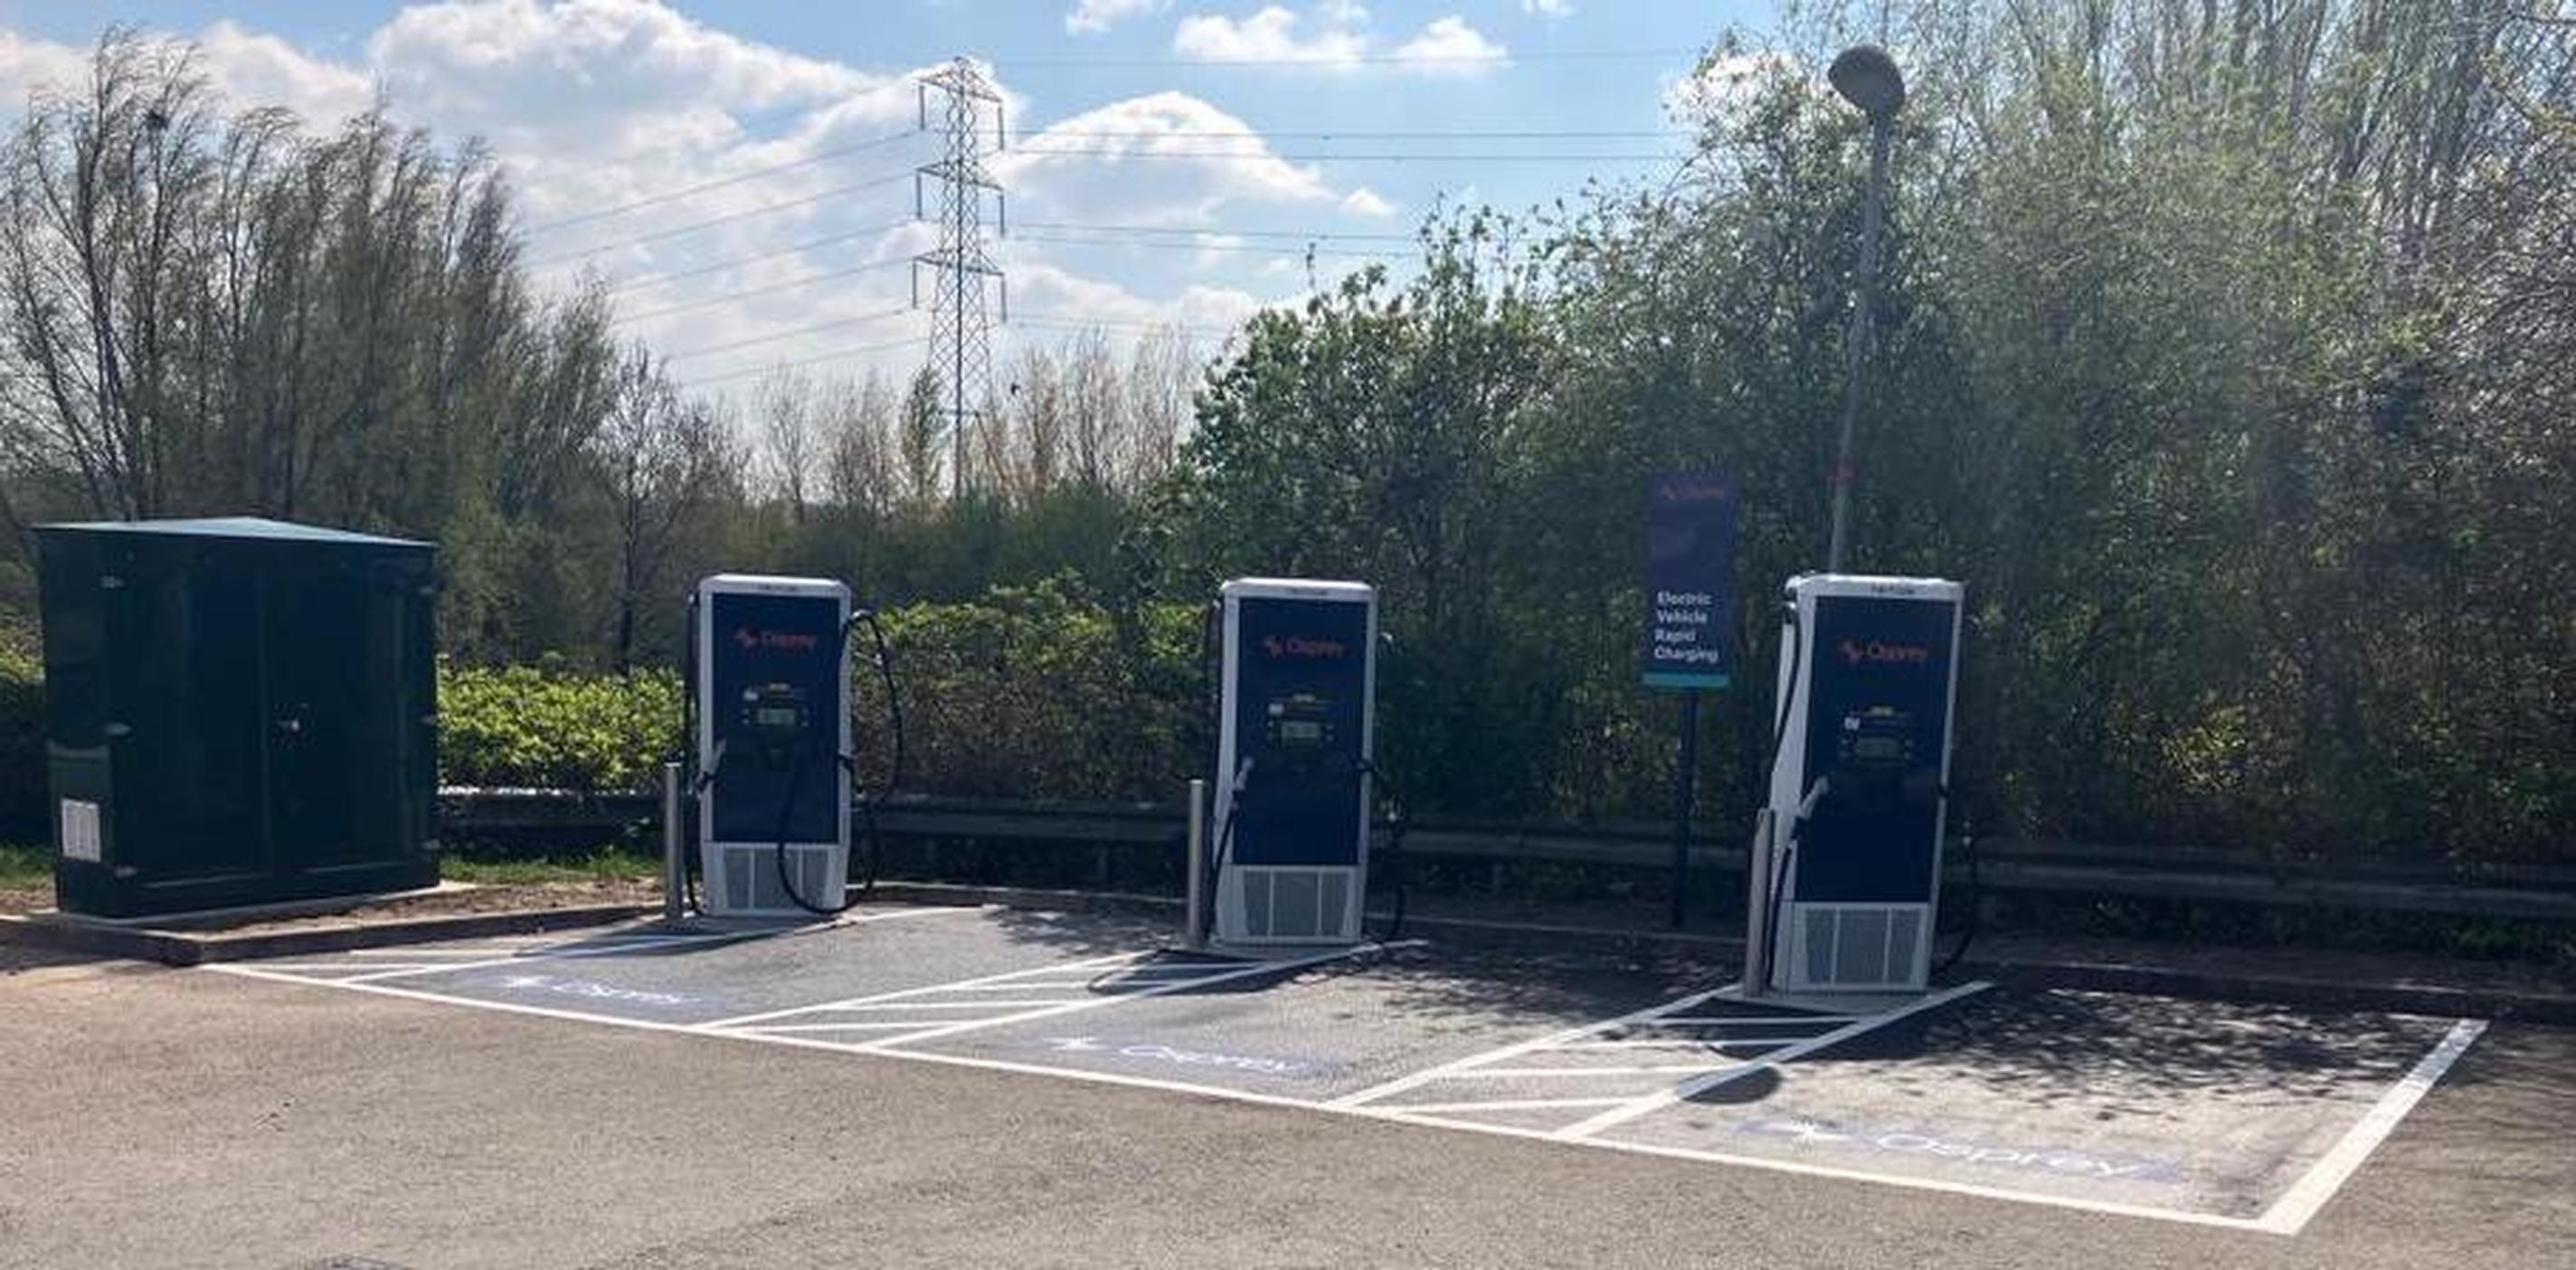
xmin=0 ymin=2 xmax=1781 ymax=394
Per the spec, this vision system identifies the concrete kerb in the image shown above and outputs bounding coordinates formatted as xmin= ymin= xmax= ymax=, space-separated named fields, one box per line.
xmin=0 ymin=902 xmax=657 ymax=967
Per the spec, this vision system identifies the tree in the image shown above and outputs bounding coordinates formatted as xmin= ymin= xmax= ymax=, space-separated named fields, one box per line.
xmin=595 ymin=346 xmax=729 ymax=670
xmin=897 ymin=365 xmax=943 ymax=505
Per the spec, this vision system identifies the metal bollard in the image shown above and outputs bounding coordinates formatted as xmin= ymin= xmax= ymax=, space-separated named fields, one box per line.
xmin=1740 ymin=809 xmax=1776 ymax=999
xmin=662 ymin=761 xmax=686 ymax=921
xmin=1184 ymin=777 xmax=1208 ymax=951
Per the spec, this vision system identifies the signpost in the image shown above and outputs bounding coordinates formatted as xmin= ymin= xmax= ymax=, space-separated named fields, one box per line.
xmin=1643 ymin=472 xmax=1737 ymax=927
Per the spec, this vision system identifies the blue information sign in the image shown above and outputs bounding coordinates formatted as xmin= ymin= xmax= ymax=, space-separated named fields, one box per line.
xmin=1643 ymin=471 xmax=1737 ymax=690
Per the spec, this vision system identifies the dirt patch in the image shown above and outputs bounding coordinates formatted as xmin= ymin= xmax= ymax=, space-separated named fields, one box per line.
xmin=0 ymin=876 xmax=658 ymax=932
xmin=174 ymin=878 xmax=662 ymax=936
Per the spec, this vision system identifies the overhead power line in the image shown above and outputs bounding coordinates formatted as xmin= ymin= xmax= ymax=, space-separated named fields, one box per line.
xmin=538 ymin=128 xmax=1678 ymax=244
xmin=1011 ymin=233 xmax=1396 ymax=260
xmin=525 ymin=128 xmax=919 ymax=234
xmin=661 ymin=305 xmax=913 ymax=362
xmin=611 ymin=258 xmax=913 ymax=326
xmin=1016 ymin=219 xmax=1416 ymax=242
xmin=676 ymin=333 xmax=933 ymax=392
xmin=1013 ymin=311 xmax=1242 ymax=337
xmin=1008 ymin=147 xmax=1681 ymax=162
xmin=1002 ymin=45 xmax=1699 ymax=69
xmin=529 ymin=170 xmax=915 ymax=266
xmin=604 ymin=218 xmax=922 ymax=294
xmin=1028 ymin=128 xmax=1688 ymax=141
xmin=677 ymin=315 xmax=1240 ymax=393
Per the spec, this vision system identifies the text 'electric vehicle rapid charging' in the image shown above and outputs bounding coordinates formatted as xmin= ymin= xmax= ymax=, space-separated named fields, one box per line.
xmin=1746 ymin=573 xmax=1963 ymax=995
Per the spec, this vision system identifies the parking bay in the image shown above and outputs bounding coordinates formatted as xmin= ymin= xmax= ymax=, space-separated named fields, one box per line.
xmin=214 ymin=903 xmax=2484 ymax=1234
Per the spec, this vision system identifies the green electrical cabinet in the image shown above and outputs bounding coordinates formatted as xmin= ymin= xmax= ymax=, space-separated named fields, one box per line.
xmin=38 ymin=518 xmax=439 ymax=918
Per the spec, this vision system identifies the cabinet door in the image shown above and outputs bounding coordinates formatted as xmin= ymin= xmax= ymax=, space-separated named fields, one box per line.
xmin=261 ymin=558 xmax=427 ymax=874
xmin=104 ymin=542 xmax=269 ymax=884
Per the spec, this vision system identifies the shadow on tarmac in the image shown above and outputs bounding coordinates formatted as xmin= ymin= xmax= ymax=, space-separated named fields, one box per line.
xmin=1790 ymin=986 xmax=2454 ymax=1109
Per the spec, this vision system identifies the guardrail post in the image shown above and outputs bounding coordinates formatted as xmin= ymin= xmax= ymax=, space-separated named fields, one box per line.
xmin=661 ymin=761 xmax=685 ymax=921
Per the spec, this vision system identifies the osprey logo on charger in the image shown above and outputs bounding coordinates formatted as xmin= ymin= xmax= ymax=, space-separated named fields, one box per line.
xmin=1838 ymin=638 xmax=1935 ymax=668
xmin=733 ymin=627 xmax=821 ymax=653
xmin=1262 ymin=634 xmax=1348 ymax=659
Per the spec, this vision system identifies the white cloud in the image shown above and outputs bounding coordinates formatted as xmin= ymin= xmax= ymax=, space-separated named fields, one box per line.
xmin=0 ymin=5 xmax=1366 ymax=396
xmin=1066 ymin=0 xmax=1170 ymax=35
xmin=1001 ymin=90 xmax=1348 ymax=217
xmin=197 ymin=21 xmax=376 ymax=124
xmin=1339 ymin=186 xmax=1395 ymax=218
xmin=1173 ymin=5 xmax=1368 ymax=66
xmin=1521 ymin=0 xmax=1575 ymax=17
xmin=1009 ymin=257 xmax=1264 ymax=329
xmin=1662 ymin=52 xmax=1794 ymax=125
xmin=1393 ymin=16 xmax=1509 ymax=74
xmin=0 ymin=28 xmax=91 ymax=109
xmin=365 ymin=0 xmax=899 ymax=160
xmin=0 ymin=23 xmax=373 ymax=128
xmin=1171 ymin=4 xmax=1505 ymax=74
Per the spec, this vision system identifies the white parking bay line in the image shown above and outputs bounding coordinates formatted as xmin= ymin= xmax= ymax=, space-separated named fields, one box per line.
xmin=236 ymin=962 xmax=450 ymax=977
xmin=2252 ymin=1018 xmax=2488 ymax=1237
xmin=1326 ymin=980 xmax=1741 ymax=1109
xmin=691 ymin=950 xmax=1152 ymax=1030
xmin=743 ymin=1021 xmax=954 ymax=1033
xmin=1650 ymin=1014 xmax=1860 ymax=1027
xmin=1547 ymin=1038 xmax=1790 ymax=1052
xmin=1028 ymin=962 xmax=1229 ymax=979
xmin=1450 ymin=1065 xmax=1736 ymax=1078
xmin=325 ymin=906 xmax=972 ymax=984
xmin=933 ymin=981 xmax=1099 ymax=992
xmin=333 ymin=932 xmax=761 ymax=983
xmin=829 ymin=1000 xmax=1083 ymax=1011
xmin=1393 ymin=1097 xmax=1637 ymax=1115
xmin=861 ymin=941 xmax=1421 ymax=1051
xmin=1552 ymin=981 xmax=1992 ymax=1141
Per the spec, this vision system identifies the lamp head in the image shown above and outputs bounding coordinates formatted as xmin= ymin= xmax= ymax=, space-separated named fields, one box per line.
xmin=1828 ymin=44 xmax=1906 ymax=121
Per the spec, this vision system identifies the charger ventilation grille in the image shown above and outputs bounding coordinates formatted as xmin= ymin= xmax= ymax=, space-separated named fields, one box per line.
xmin=1236 ymin=867 xmax=1354 ymax=942
xmin=720 ymin=845 xmax=833 ymax=915
xmin=1793 ymin=904 xmax=1926 ymax=990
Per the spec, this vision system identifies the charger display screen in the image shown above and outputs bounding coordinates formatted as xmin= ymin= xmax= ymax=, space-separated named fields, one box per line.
xmin=1851 ymin=735 xmax=1904 ymax=763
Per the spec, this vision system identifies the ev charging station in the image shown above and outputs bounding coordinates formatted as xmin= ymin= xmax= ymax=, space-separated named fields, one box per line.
xmin=1208 ymin=578 xmax=1377 ymax=946
xmin=693 ymin=573 xmax=851 ymax=918
xmin=1746 ymin=573 xmax=1963 ymax=995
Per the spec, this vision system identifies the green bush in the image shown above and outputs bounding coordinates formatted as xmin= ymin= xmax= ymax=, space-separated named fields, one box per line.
xmin=0 ymin=644 xmax=45 ymax=841
xmin=437 ymin=661 xmax=684 ymax=791
xmin=434 ymin=582 xmax=1207 ymax=801
xmin=875 ymin=579 xmax=1205 ymax=801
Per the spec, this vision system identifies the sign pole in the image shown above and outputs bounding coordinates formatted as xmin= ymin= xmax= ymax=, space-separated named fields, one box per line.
xmin=1642 ymin=470 xmax=1736 ymax=932
xmin=1671 ymin=689 xmax=1700 ymax=928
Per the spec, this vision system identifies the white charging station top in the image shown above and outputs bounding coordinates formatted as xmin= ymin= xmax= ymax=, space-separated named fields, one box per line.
xmin=1785 ymin=573 xmax=1963 ymax=602
xmin=698 ymin=573 xmax=851 ymax=599
xmin=1222 ymin=577 xmax=1375 ymax=602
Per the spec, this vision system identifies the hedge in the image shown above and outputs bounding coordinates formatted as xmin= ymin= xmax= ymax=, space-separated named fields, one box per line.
xmin=436 ymin=660 xmax=685 ymax=791
xmin=0 ymin=583 xmax=1211 ymax=824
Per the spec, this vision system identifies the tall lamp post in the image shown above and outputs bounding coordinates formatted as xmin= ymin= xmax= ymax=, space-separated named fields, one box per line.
xmin=1824 ymin=44 xmax=1905 ymax=573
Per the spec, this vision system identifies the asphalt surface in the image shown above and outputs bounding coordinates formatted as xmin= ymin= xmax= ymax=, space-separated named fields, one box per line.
xmin=1 ymin=910 xmax=2569 ymax=1269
